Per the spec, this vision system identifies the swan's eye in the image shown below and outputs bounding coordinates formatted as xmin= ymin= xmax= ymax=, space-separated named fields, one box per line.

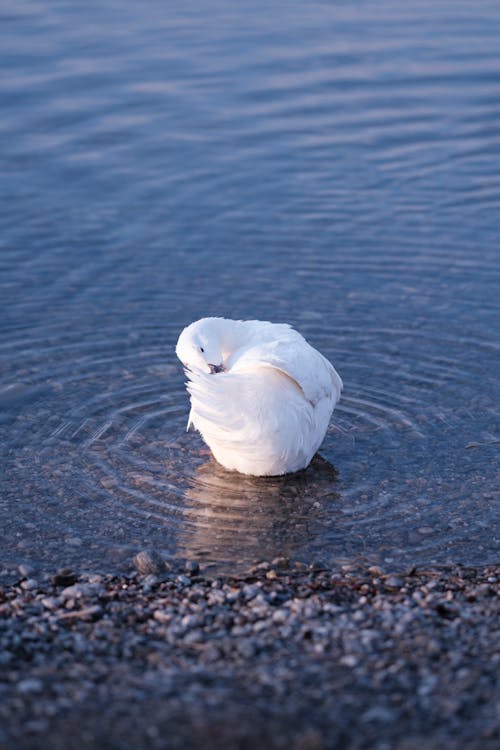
xmin=200 ymin=347 xmax=205 ymax=353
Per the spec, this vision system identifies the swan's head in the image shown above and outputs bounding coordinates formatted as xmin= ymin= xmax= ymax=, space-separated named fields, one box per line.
xmin=176 ymin=318 xmax=227 ymax=374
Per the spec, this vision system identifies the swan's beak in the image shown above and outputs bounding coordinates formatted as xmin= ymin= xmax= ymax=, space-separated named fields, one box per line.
xmin=208 ymin=363 xmax=225 ymax=374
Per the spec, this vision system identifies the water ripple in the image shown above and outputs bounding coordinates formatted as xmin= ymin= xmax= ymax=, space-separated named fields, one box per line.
xmin=1 ymin=0 xmax=499 ymax=574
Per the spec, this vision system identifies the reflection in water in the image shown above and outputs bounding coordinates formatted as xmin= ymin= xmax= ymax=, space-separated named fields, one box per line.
xmin=180 ymin=455 xmax=341 ymax=571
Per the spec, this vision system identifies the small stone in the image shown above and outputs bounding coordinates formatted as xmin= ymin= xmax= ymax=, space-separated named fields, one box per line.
xmin=153 ymin=609 xmax=170 ymax=624
xmin=340 ymin=655 xmax=358 ymax=668
xmin=294 ymin=561 xmax=308 ymax=571
xmin=17 ymin=678 xmax=43 ymax=694
xmin=272 ymin=609 xmax=288 ymax=624
xmin=18 ymin=563 xmax=35 ymax=578
xmin=133 ymin=550 xmax=168 ymax=575
xmin=183 ymin=630 xmax=204 ymax=645
xmin=141 ymin=574 xmax=158 ymax=592
xmin=272 ymin=557 xmax=290 ymax=570
xmin=309 ymin=560 xmax=325 ymax=571
xmin=242 ymin=584 xmax=261 ymax=601
xmin=41 ymin=597 xmax=59 ymax=610
xmin=361 ymin=706 xmax=397 ymax=723
xmin=58 ymin=605 xmax=102 ymax=621
xmin=26 ymin=719 xmax=49 ymax=733
xmin=87 ymin=574 xmax=104 ymax=584
xmin=417 ymin=527 xmax=434 ymax=535
xmin=185 ymin=560 xmax=200 ymax=575
xmin=435 ymin=601 xmax=459 ymax=619
xmin=52 ymin=568 xmax=77 ymax=587
xmin=60 ymin=583 xmax=103 ymax=599
xmin=236 ymin=639 xmax=257 ymax=658
xmin=384 ymin=576 xmax=404 ymax=590
xmin=249 ymin=561 xmax=271 ymax=573
xmin=20 ymin=578 xmax=38 ymax=591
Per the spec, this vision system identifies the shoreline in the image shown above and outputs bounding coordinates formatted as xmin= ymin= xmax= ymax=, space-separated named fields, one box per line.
xmin=0 ymin=559 xmax=498 ymax=749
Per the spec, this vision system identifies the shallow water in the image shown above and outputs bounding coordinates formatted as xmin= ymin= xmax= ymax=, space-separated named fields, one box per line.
xmin=1 ymin=0 xmax=499 ymax=575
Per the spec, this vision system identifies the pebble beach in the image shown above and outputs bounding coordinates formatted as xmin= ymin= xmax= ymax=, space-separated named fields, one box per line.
xmin=1 ymin=557 xmax=498 ymax=749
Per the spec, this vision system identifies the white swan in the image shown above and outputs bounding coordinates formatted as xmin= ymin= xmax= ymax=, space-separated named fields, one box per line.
xmin=175 ymin=317 xmax=342 ymax=476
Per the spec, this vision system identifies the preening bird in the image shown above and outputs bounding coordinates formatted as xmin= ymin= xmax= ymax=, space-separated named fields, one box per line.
xmin=175 ymin=317 xmax=342 ymax=476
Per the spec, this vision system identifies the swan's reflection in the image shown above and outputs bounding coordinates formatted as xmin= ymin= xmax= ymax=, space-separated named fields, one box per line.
xmin=179 ymin=454 xmax=341 ymax=572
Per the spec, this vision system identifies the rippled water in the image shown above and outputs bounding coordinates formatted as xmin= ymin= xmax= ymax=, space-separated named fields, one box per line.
xmin=1 ymin=0 xmax=499 ymax=575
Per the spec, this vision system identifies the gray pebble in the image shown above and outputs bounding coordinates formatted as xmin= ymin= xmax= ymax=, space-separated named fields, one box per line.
xmin=339 ymin=654 xmax=359 ymax=668
xmin=20 ymin=579 xmax=38 ymax=591
xmin=153 ymin=610 xmax=170 ymax=625
xmin=384 ymin=576 xmax=404 ymax=589
xmin=242 ymin=584 xmax=261 ymax=601
xmin=40 ymin=597 xmax=59 ymax=610
xmin=185 ymin=561 xmax=200 ymax=575
xmin=60 ymin=583 xmax=103 ymax=599
xmin=133 ymin=550 xmax=168 ymax=575
xmin=236 ymin=639 xmax=257 ymax=658
xmin=18 ymin=564 xmax=35 ymax=578
xmin=51 ymin=569 xmax=77 ymax=587
xmin=142 ymin=574 xmax=159 ymax=592
xmin=26 ymin=719 xmax=49 ymax=733
xmin=183 ymin=630 xmax=204 ymax=645
xmin=17 ymin=678 xmax=43 ymax=694
xmin=362 ymin=706 xmax=397 ymax=723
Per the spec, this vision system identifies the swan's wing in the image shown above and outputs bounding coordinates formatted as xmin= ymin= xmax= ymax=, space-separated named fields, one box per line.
xmin=185 ymin=366 xmax=315 ymax=459
xmin=186 ymin=369 xmax=247 ymax=444
xmin=232 ymin=338 xmax=342 ymax=407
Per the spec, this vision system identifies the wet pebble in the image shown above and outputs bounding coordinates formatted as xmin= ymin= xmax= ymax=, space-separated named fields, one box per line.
xmin=133 ymin=551 xmax=169 ymax=576
xmin=384 ymin=575 xmax=404 ymax=590
xmin=40 ymin=597 xmax=59 ymax=610
xmin=20 ymin=579 xmax=39 ymax=591
xmin=60 ymin=583 xmax=104 ymax=600
xmin=58 ymin=605 xmax=103 ymax=622
xmin=17 ymin=678 xmax=43 ymax=695
xmin=51 ymin=569 xmax=77 ymax=587
xmin=18 ymin=564 xmax=35 ymax=578
xmin=140 ymin=575 xmax=158 ymax=593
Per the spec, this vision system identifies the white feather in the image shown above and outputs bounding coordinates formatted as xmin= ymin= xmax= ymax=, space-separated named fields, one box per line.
xmin=176 ymin=318 xmax=342 ymax=476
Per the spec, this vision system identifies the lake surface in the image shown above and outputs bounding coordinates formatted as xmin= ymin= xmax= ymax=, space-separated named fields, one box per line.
xmin=1 ymin=0 xmax=499 ymax=576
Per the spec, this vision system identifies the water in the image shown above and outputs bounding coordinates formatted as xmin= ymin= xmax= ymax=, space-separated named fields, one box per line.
xmin=1 ymin=0 xmax=499 ymax=575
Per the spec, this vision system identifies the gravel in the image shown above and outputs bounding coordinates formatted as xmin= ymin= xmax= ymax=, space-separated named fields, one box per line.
xmin=0 ymin=559 xmax=498 ymax=749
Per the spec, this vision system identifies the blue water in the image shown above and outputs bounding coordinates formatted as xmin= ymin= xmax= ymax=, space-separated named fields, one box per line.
xmin=1 ymin=0 xmax=499 ymax=575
